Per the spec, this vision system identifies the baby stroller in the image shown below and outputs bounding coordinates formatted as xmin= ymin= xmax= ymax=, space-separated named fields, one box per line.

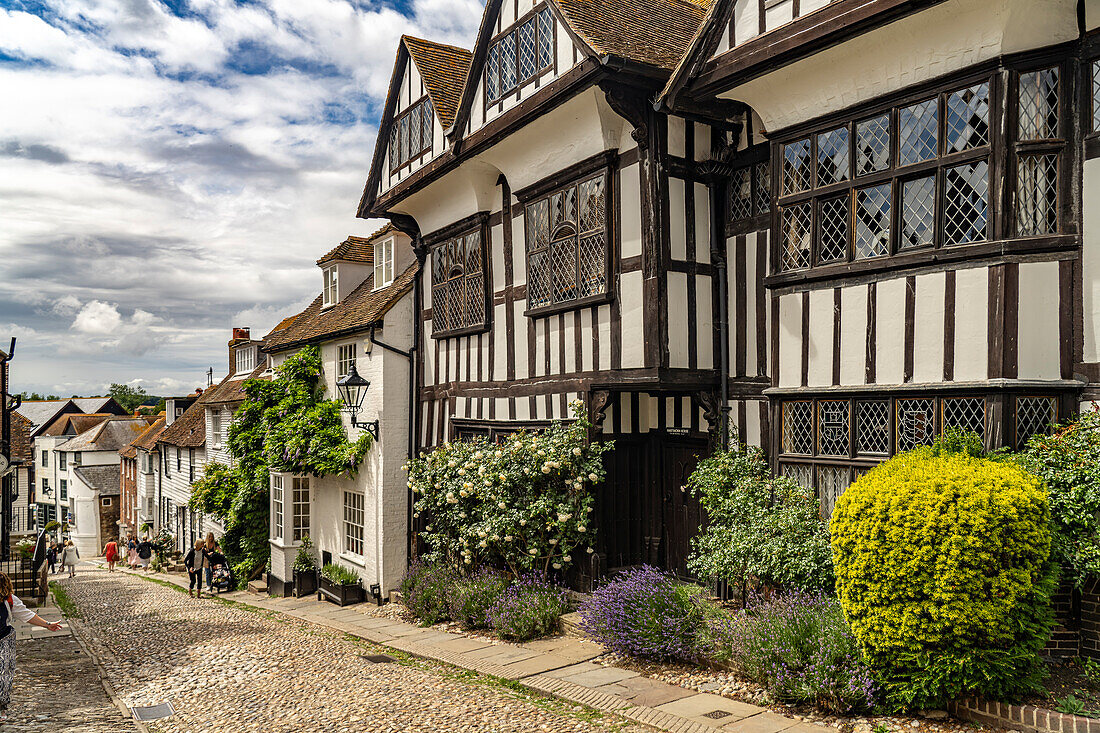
xmin=209 ymin=552 xmax=235 ymax=593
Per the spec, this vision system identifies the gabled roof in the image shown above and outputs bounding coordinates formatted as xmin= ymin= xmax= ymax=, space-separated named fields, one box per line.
xmin=263 ymin=261 xmax=418 ymax=352
xmin=201 ymin=361 xmax=269 ymax=406
xmin=268 ymin=313 xmax=301 ymax=336
xmin=74 ymin=464 xmax=121 ymax=496
xmin=10 ymin=413 xmax=32 ymax=463
xmin=656 ymin=0 xmax=734 ymax=109
xmin=158 ymin=399 xmax=207 ymax=448
xmin=128 ymin=416 xmax=167 ymax=454
xmin=317 ymin=225 xmax=393 ymax=266
xmin=15 ymin=399 xmax=77 ymax=433
xmin=554 ymin=0 xmax=712 ymax=71
xmin=56 ymin=417 xmax=152 ymax=453
xmin=73 ymin=397 xmax=126 ymax=415
xmin=42 ymin=413 xmax=114 ymax=438
xmin=403 ymin=36 xmax=472 ymax=129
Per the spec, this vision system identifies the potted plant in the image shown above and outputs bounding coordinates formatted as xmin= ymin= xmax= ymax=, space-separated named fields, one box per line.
xmin=318 ymin=563 xmax=364 ymax=606
xmin=293 ymin=536 xmax=318 ymax=597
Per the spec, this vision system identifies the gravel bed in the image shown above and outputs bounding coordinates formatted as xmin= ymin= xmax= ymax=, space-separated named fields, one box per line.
xmin=58 ymin=568 xmax=648 ymax=733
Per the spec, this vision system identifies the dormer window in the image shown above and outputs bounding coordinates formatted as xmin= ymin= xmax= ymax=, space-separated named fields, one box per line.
xmin=235 ymin=346 xmax=256 ymax=375
xmin=374 ymin=237 xmax=395 ymax=289
xmin=323 ymin=266 xmax=338 ymax=307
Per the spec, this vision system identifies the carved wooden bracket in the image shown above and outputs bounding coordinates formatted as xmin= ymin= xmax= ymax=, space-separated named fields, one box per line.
xmin=588 ymin=390 xmax=612 ymax=436
xmin=599 ymin=82 xmax=650 ymax=150
xmin=694 ymin=390 xmax=727 ymax=445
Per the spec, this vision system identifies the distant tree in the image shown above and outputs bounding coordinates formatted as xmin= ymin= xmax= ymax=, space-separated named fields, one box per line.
xmin=108 ymin=383 xmax=148 ymax=412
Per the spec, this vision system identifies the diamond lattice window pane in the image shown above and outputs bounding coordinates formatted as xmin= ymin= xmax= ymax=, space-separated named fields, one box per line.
xmin=486 ymin=45 xmax=500 ymax=101
xmin=464 ymin=273 xmax=485 ymax=327
xmin=579 ymin=175 xmax=605 ymax=232
xmin=538 ymin=8 xmax=553 ymax=69
xmin=817 ymin=465 xmax=851 ymax=518
xmin=578 ymin=233 xmax=606 ymax=297
xmin=816 ymin=127 xmax=850 ymax=186
xmin=943 ymin=159 xmax=989 ymax=244
xmin=499 ymin=34 xmax=517 ymax=92
xmin=896 ymin=398 xmax=936 ymax=451
xmin=782 ymin=401 xmax=814 ymax=455
xmin=781 ymin=203 xmax=812 ymax=271
xmin=528 ymin=251 xmax=551 ymax=308
xmin=855 ymin=183 xmax=891 ymax=259
xmin=945 ymin=82 xmax=990 ymax=153
xmin=408 ymin=105 xmax=422 ymax=156
xmin=942 ymin=397 xmax=986 ymax=440
xmin=1093 ymin=61 xmax=1100 ymax=132
xmin=1017 ymin=153 xmax=1058 ymax=237
xmin=422 ymin=99 xmax=434 ymax=152
xmin=899 ymin=98 xmax=938 ymax=166
xmin=782 ymin=139 xmax=811 ymax=195
xmin=755 ymin=162 xmax=771 ymax=214
xmin=856 ymin=400 xmax=891 ymax=454
xmin=856 ymin=114 xmax=890 ymax=175
xmin=465 ymin=232 xmax=482 ymax=273
xmin=550 ymin=237 xmax=577 ymax=302
xmin=818 ymin=400 xmax=850 ymax=456
xmin=517 ymin=19 xmax=537 ymax=82
xmin=1018 ymin=67 xmax=1059 ymax=140
xmin=780 ymin=463 xmax=813 ymax=492
xmin=729 ymin=167 xmax=752 ymax=221
xmin=818 ymin=195 xmax=849 ymax=264
xmin=527 ymin=199 xmax=549 ymax=251
xmin=1016 ymin=396 xmax=1056 ymax=449
xmin=900 ymin=176 xmax=935 ymax=249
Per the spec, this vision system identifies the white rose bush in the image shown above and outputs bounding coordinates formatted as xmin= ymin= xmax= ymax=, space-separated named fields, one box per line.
xmin=406 ymin=401 xmax=612 ymax=576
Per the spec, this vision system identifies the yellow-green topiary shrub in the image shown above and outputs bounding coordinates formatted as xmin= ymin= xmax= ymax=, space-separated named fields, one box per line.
xmin=831 ymin=447 xmax=1055 ymax=709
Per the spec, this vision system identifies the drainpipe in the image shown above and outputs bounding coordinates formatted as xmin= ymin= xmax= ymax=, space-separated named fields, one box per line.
xmin=0 ymin=338 xmax=14 ymax=562
xmin=709 ymin=178 xmax=731 ymax=449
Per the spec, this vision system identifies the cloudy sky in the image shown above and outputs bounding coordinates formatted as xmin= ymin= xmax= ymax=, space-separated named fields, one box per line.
xmin=0 ymin=0 xmax=480 ymax=397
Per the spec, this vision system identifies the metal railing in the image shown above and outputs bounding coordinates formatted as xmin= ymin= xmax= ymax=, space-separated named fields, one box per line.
xmin=0 ymin=557 xmax=45 ymax=601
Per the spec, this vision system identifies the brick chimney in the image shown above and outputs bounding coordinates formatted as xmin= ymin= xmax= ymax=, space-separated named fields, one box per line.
xmin=231 ymin=327 xmax=251 ymax=342
xmin=229 ymin=327 xmax=253 ymax=375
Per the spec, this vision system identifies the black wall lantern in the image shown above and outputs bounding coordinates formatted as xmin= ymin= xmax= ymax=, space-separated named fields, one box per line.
xmin=336 ymin=363 xmax=379 ymax=441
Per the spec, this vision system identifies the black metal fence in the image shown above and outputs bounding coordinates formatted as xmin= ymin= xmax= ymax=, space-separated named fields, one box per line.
xmin=0 ymin=557 xmax=45 ymax=601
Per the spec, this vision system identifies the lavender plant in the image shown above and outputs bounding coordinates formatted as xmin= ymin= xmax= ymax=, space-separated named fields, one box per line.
xmin=578 ymin=566 xmax=714 ymax=662
xmin=447 ymin=567 xmax=509 ymax=630
xmin=400 ymin=560 xmax=455 ymax=626
xmin=487 ymin=573 xmax=569 ymax=641
xmin=715 ymin=592 xmax=876 ymax=713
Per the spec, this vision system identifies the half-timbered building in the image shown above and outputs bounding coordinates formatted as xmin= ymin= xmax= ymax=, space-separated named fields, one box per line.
xmin=359 ymin=0 xmax=1098 ymax=581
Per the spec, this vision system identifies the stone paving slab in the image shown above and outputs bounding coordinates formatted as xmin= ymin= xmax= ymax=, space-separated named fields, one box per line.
xmin=464 ymin=644 xmax=541 ymax=664
xmin=542 ymin=660 xmax=603 ymax=678
xmin=656 ymin=694 xmax=764 ymax=727
xmin=561 ymin=665 xmax=641 ymax=687
xmin=520 ymin=636 xmax=603 ymax=662
xmin=495 ymin=652 xmax=577 ymax=678
xmin=615 ymin=675 xmax=697 ymax=707
xmin=723 ymin=711 xmax=800 ymax=733
xmin=433 ymin=636 xmax=496 ymax=653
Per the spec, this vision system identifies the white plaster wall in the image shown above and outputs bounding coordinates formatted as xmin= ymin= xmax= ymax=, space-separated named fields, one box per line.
xmin=668 ymin=272 xmax=689 ymax=368
xmin=1017 ymin=260 xmax=1062 ymax=380
xmin=912 ymin=272 xmax=946 ymax=384
xmin=619 ymin=271 xmax=645 ymax=369
xmin=1084 ymin=158 xmax=1100 ymax=363
xmin=721 ymin=0 xmax=1078 ymax=133
xmin=69 ymin=474 xmax=98 ymax=558
xmin=807 ymin=289 xmax=832 ymax=387
xmin=669 ymin=178 xmax=686 ymax=260
xmin=954 ymin=267 xmax=989 ymax=381
xmin=620 ymin=164 xmax=642 ymax=260
xmin=697 ymin=273 xmax=714 ymax=370
xmin=875 ymin=278 xmax=906 ymax=385
xmin=839 ymin=285 xmax=866 ymax=385
xmin=778 ymin=292 xmax=802 ymax=387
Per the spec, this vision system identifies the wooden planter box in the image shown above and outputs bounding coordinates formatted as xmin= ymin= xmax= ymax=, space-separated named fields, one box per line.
xmin=318 ymin=575 xmax=364 ymax=607
xmin=294 ymin=569 xmax=318 ymax=598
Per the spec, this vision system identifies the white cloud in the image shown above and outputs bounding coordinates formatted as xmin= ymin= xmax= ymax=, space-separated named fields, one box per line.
xmin=72 ymin=300 xmax=123 ymax=335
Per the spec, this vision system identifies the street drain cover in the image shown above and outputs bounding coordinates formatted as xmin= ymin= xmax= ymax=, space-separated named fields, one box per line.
xmin=702 ymin=710 xmax=732 ymax=720
xmin=131 ymin=702 xmax=176 ymax=721
xmin=360 ymin=654 xmax=396 ymax=663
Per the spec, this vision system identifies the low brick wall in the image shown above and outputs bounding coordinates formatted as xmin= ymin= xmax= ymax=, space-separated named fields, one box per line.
xmin=1043 ymin=578 xmax=1100 ymax=659
xmin=949 ymin=698 xmax=1100 ymax=733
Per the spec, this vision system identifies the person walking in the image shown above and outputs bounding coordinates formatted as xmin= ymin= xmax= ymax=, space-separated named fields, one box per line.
xmin=184 ymin=540 xmax=204 ymax=598
xmin=0 ymin=572 xmax=63 ymax=717
xmin=202 ymin=533 xmax=218 ymax=593
xmin=102 ymin=539 xmax=119 ymax=572
xmin=45 ymin=542 xmax=57 ymax=575
xmin=59 ymin=541 xmax=80 ymax=578
xmin=135 ymin=538 xmax=153 ymax=572
xmin=126 ymin=536 xmax=138 ymax=569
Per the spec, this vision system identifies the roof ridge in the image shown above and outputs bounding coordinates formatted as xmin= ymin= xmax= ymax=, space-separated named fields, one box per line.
xmin=401 ymin=34 xmax=473 ymax=55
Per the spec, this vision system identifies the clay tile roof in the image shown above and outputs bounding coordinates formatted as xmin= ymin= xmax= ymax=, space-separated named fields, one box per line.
xmin=200 ymin=359 xmax=270 ymax=406
xmin=263 ymin=261 xmax=418 ymax=352
xmin=554 ymin=0 xmax=712 ymax=70
xmin=317 ymin=224 xmax=396 ymax=266
xmin=403 ymin=36 xmax=472 ymax=128
xmin=158 ymin=401 xmax=207 ymax=448
xmin=57 ymin=417 xmax=151 ymax=453
xmin=127 ymin=416 xmax=167 ymax=454
xmin=266 ymin=313 xmax=301 ymax=338
xmin=10 ymin=413 xmax=32 ymax=463
xmin=42 ymin=413 xmax=113 ymax=437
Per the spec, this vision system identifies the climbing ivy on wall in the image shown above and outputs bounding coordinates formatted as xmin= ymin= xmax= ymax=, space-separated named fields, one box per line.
xmin=190 ymin=345 xmax=374 ymax=582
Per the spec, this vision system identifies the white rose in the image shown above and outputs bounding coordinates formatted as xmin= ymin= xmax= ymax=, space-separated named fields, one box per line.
xmin=529 ymin=549 xmax=538 ymax=555
xmin=464 ymin=557 xmax=471 ymax=564
xmin=446 ymin=492 xmax=455 ymax=500
xmin=459 ymin=490 xmax=468 ymax=498
xmin=552 ymin=563 xmax=562 ymax=570
xmin=425 ymin=525 xmax=432 ymax=531
xmin=463 ymin=482 xmax=472 ymax=489
xmin=588 ymin=473 xmax=598 ymax=482
xmin=573 ymin=447 xmax=582 ymax=456
xmin=406 ymin=480 xmax=413 ymax=488
xmin=548 ymin=539 xmax=558 ymax=545
xmin=577 ymin=525 xmax=586 ymax=532
xmin=541 ymin=466 xmax=551 ymax=474
xmin=458 ymin=512 xmax=467 ymax=518
xmin=478 ymin=531 xmax=486 ymax=538
xmin=448 ymin=461 xmax=456 ymax=468
xmin=519 ymin=519 xmax=527 ymax=526
xmin=491 ymin=535 xmax=500 ymax=542
xmin=475 ymin=451 xmax=483 ymax=459
xmin=504 ymin=535 xmax=513 ymax=542
xmin=563 ymin=555 xmax=571 ymax=562
xmin=478 ymin=540 xmax=487 ymax=548
xmin=458 ymin=469 xmax=466 ymax=476
xmin=499 ymin=474 xmax=507 ymax=481
xmin=498 ymin=501 xmax=507 ymax=509
xmin=586 ymin=547 xmax=594 ymax=554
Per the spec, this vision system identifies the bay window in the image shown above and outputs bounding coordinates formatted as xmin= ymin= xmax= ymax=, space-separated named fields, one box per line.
xmin=429 ymin=220 xmax=489 ymax=337
xmin=485 ymin=6 xmax=554 ymax=104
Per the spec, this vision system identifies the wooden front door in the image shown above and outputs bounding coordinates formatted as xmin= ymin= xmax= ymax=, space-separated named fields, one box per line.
xmin=661 ymin=439 xmax=707 ymax=578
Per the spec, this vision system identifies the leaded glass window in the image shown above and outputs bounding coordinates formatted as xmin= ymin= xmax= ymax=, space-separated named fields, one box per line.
xmin=817 ymin=400 xmax=850 ymax=456
xmin=816 ymin=127 xmax=850 ymax=187
xmin=943 ymin=159 xmax=988 ymax=245
xmin=1017 ymin=154 xmax=1058 ymax=236
xmin=900 ymin=176 xmax=935 ymax=249
xmin=899 ymin=99 xmax=938 ymax=166
xmin=1015 ymin=396 xmax=1057 ymax=449
xmin=818 ymin=195 xmax=849 ymax=264
xmin=856 ymin=114 xmax=890 ymax=175
xmin=945 ymin=82 xmax=990 ymax=153
xmin=1093 ymin=60 xmax=1100 ymax=132
xmin=942 ymin=397 xmax=986 ymax=440
xmin=729 ymin=167 xmax=752 ymax=221
xmin=525 ymin=171 xmax=608 ymax=310
xmin=1018 ymin=67 xmax=1058 ymax=140
xmin=486 ymin=6 xmax=554 ymax=104
xmin=817 ymin=466 xmax=851 ymax=518
xmin=780 ymin=463 xmax=813 ymax=491
xmin=432 ymin=229 xmax=488 ymax=334
xmin=855 ymin=184 xmax=891 ymax=259
xmin=390 ymin=97 xmax=433 ymax=170
xmin=782 ymin=401 xmax=813 ymax=455
xmin=781 ymin=203 xmax=812 ymax=271
xmin=728 ymin=155 xmax=771 ymax=225
xmin=755 ymin=162 xmax=771 ymax=214
xmin=896 ymin=398 xmax=936 ymax=451
xmin=856 ymin=400 xmax=890 ymax=454
xmin=782 ymin=139 xmax=811 ymax=195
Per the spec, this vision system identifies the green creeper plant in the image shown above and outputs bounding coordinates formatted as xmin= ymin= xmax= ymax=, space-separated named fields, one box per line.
xmin=190 ymin=345 xmax=374 ymax=581
xmin=406 ymin=401 xmax=612 ymax=576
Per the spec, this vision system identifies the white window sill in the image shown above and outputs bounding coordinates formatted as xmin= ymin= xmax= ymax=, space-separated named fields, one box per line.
xmin=338 ymin=552 xmax=365 ymax=569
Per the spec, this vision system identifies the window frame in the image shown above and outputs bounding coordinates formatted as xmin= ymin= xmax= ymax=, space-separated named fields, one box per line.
xmin=59 ymin=478 xmax=67 ymax=502
xmin=516 ymin=151 xmax=618 ymax=318
xmin=1010 ymin=61 xmax=1068 ymax=239
xmin=235 ymin=346 xmax=256 ymax=375
xmin=59 ymin=452 xmax=66 ymax=470
xmin=388 ymin=96 xmax=434 ymax=173
xmin=322 ymin=266 xmax=338 ymax=308
xmin=292 ymin=476 xmax=310 ymax=543
xmin=725 ymin=143 xmax=772 ymax=236
xmin=424 ymin=212 xmax=493 ymax=339
xmin=374 ymin=236 xmax=395 ymax=289
xmin=484 ymin=4 xmax=556 ymax=107
xmin=343 ymin=490 xmax=365 ymax=557
xmin=271 ymin=474 xmax=284 ymax=541
xmin=337 ymin=343 xmax=358 ymax=380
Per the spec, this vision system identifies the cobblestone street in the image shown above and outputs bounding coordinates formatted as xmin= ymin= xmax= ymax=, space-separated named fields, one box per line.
xmin=48 ymin=567 xmax=644 ymax=732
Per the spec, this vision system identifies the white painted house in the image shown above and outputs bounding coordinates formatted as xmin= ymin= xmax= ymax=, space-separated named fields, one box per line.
xmin=263 ymin=228 xmax=416 ymax=597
